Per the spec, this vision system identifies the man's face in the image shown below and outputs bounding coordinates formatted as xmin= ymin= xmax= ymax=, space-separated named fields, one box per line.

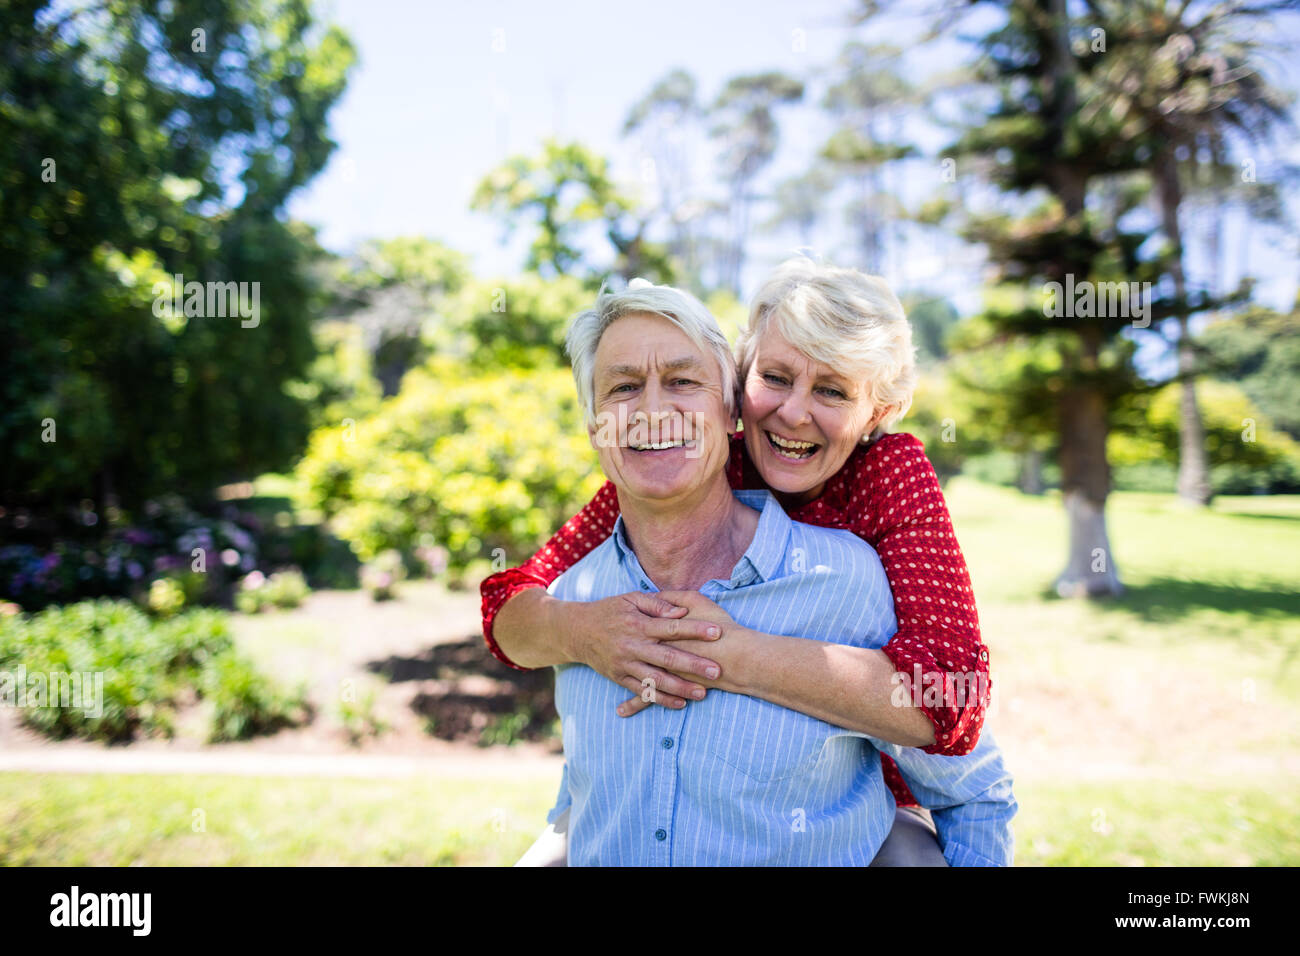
xmin=589 ymin=312 xmax=733 ymax=507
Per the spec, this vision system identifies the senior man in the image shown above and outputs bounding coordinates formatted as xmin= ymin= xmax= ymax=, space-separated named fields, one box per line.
xmin=521 ymin=282 xmax=1015 ymax=866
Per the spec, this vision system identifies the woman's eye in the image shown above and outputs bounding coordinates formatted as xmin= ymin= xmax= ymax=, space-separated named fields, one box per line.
xmin=818 ymin=387 xmax=846 ymax=399
xmin=762 ymin=373 xmax=788 ymax=386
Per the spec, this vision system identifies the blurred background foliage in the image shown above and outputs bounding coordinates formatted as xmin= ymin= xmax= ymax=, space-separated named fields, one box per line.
xmin=2 ymin=0 xmax=1298 ymax=608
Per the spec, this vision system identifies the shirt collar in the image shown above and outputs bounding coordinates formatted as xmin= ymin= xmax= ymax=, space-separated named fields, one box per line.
xmin=610 ymin=488 xmax=792 ymax=591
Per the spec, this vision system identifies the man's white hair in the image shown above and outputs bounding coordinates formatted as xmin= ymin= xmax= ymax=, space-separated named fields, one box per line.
xmin=565 ymin=280 xmax=739 ymax=427
xmin=735 ymin=257 xmax=917 ymax=437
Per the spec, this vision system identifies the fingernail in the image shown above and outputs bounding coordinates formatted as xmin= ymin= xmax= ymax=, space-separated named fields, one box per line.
xmin=706 ymin=667 xmax=719 ymax=679
xmin=707 ymin=626 xmax=720 ymax=638
xmin=692 ymin=689 xmax=705 ymax=700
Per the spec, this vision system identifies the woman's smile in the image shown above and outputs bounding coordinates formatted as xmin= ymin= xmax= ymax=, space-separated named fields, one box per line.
xmin=764 ymin=429 xmax=821 ymax=461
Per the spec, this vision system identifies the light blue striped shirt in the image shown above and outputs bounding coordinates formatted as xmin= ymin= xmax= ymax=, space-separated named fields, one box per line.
xmin=546 ymin=489 xmax=1016 ymax=866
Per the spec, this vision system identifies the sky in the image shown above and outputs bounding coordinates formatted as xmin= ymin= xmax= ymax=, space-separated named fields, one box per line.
xmin=287 ymin=0 xmax=1300 ymax=335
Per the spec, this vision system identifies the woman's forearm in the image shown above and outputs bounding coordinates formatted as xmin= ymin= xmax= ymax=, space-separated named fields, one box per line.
xmin=706 ymin=628 xmax=937 ymax=747
xmin=493 ymin=588 xmax=577 ymax=669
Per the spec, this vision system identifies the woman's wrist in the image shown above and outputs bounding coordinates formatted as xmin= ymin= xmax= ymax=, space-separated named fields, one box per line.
xmin=496 ymin=588 xmax=580 ymax=669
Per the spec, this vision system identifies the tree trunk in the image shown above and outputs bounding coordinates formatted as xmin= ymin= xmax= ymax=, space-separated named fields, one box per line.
xmin=1175 ymin=322 xmax=1212 ymax=505
xmin=1043 ymin=0 xmax=1121 ymax=596
xmin=1019 ymin=449 xmax=1044 ymax=495
xmin=1055 ymin=382 xmax=1123 ymax=597
xmin=1156 ymin=151 xmax=1212 ymax=506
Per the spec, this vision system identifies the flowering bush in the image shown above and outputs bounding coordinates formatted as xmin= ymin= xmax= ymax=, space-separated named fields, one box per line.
xmin=234 ymin=568 xmax=310 ymax=614
xmin=360 ymin=550 xmax=406 ymax=601
xmin=293 ymin=359 xmax=605 ymax=574
xmin=0 ymin=495 xmax=264 ymax=611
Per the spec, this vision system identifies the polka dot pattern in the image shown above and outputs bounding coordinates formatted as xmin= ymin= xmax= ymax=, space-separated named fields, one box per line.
xmin=480 ymin=432 xmax=992 ymax=808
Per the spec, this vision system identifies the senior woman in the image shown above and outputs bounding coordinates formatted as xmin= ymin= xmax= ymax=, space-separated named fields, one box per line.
xmin=484 ymin=258 xmax=992 ymax=863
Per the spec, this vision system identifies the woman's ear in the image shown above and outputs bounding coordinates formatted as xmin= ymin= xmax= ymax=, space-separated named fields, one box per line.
xmin=861 ymin=404 xmax=895 ymax=442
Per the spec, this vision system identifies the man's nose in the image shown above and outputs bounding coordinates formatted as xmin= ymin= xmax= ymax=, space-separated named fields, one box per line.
xmin=635 ymin=380 xmax=679 ymax=417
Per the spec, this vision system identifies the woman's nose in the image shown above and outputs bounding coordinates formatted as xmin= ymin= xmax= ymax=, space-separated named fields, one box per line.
xmin=776 ymin=389 xmax=813 ymax=429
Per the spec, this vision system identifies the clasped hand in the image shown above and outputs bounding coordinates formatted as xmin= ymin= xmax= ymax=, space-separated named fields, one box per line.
xmin=567 ymin=589 xmax=742 ymax=719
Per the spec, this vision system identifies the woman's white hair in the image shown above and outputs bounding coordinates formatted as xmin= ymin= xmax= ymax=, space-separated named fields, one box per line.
xmin=735 ymin=257 xmax=917 ymax=438
xmin=565 ymin=279 xmax=739 ymax=427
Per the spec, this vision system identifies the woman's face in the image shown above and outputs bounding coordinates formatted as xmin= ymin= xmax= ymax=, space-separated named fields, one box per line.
xmin=740 ymin=323 xmax=885 ymax=505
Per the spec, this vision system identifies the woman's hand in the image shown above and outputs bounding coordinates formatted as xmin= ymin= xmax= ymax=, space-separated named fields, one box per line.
xmin=614 ymin=590 xmax=745 ymax=717
xmin=564 ymin=591 xmax=723 ymax=712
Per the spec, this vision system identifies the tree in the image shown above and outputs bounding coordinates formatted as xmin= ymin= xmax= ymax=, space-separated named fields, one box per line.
xmin=943 ymin=0 xmax=1177 ymax=596
xmin=0 ymin=0 xmax=355 ymax=516
xmin=471 ymin=140 xmax=673 ymax=285
xmin=1198 ymin=302 xmax=1300 ymax=440
xmin=765 ymin=166 xmax=836 ymax=250
xmin=820 ymin=42 xmax=918 ymax=273
xmin=322 ymin=237 xmax=469 ymax=395
xmin=623 ymin=69 xmax=707 ymax=290
xmin=1085 ymin=0 xmax=1295 ymax=506
xmin=708 ymin=73 xmax=805 ymax=294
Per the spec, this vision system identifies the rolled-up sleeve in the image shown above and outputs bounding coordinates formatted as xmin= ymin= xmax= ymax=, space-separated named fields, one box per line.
xmin=870 ymin=731 xmax=1017 ymax=867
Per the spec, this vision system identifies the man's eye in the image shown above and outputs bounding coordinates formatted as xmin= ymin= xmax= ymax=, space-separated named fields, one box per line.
xmin=672 ymin=378 xmax=698 ymax=387
xmin=611 ymin=383 xmax=637 ymax=393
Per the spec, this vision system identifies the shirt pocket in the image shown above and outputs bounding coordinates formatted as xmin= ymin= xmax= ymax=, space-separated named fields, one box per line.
xmin=699 ymin=692 xmax=837 ymax=783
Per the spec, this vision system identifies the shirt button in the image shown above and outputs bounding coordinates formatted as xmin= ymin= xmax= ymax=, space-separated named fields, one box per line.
xmin=640 ymin=582 xmax=650 ymax=590
xmin=660 ymin=737 xmax=673 ymax=749
xmin=654 ymin=828 xmax=667 ymax=841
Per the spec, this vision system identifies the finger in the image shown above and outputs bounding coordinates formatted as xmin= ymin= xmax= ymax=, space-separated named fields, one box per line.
xmin=645 ymin=641 xmax=720 ymax=681
xmin=647 ymin=616 xmax=721 ymax=642
xmin=615 ymin=695 xmax=653 ymax=718
xmin=626 ymin=592 xmax=689 ymax=618
xmin=617 ymin=673 xmax=688 ymax=709
xmin=627 ymin=663 xmax=709 ymax=703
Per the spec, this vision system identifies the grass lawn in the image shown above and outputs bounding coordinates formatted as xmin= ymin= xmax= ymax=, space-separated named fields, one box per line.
xmin=0 ymin=771 xmax=554 ymax=866
xmin=2 ymin=771 xmax=1295 ymax=866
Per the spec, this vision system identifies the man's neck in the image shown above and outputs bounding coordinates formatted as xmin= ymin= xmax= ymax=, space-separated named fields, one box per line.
xmin=619 ymin=479 xmax=760 ymax=592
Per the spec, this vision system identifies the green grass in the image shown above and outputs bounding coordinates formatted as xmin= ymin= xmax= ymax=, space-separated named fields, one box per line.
xmin=0 ymin=772 xmax=554 ymax=866
xmin=3 ymin=771 xmax=1295 ymax=866
xmin=1011 ymin=778 xmax=1300 ymax=866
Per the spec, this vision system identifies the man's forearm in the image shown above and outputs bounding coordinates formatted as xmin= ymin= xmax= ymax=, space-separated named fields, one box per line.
xmin=729 ymin=629 xmax=937 ymax=748
xmin=493 ymin=589 xmax=578 ymax=669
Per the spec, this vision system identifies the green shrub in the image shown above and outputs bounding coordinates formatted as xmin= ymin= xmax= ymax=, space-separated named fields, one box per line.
xmin=0 ymin=599 xmax=307 ymax=743
xmin=337 ymin=685 xmax=389 ymax=745
xmin=146 ymin=577 xmax=187 ymax=618
xmin=294 ymin=359 xmax=605 ymax=571
xmin=235 ymin=568 xmax=310 ymax=613
xmin=201 ymin=650 xmax=311 ymax=743
xmin=360 ymin=549 xmax=405 ymax=601
xmin=0 ymin=600 xmax=232 ymax=742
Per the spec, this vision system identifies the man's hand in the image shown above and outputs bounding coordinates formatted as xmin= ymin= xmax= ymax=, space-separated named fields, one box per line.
xmin=565 ymin=591 xmax=722 ymax=712
xmin=615 ymin=590 xmax=745 ymax=717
